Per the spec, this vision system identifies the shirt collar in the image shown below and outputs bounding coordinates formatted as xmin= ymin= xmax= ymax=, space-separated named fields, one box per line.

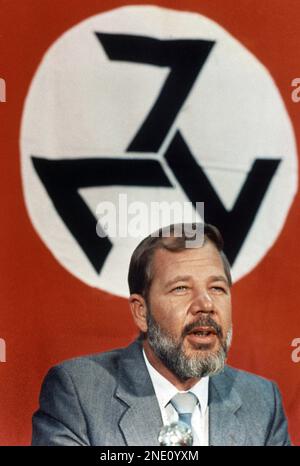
xmin=142 ymin=348 xmax=209 ymax=414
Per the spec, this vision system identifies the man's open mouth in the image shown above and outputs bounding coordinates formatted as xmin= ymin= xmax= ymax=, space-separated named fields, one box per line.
xmin=184 ymin=326 xmax=220 ymax=347
xmin=188 ymin=326 xmax=217 ymax=337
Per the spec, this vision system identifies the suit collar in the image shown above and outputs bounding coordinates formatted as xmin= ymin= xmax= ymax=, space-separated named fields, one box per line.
xmin=114 ymin=338 xmax=163 ymax=446
xmin=209 ymin=369 xmax=246 ymax=446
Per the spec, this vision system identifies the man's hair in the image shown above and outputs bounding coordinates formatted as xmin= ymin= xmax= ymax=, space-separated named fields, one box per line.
xmin=128 ymin=223 xmax=232 ymax=300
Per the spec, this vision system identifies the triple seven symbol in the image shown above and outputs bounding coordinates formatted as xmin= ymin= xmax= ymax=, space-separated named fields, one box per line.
xmin=32 ymin=33 xmax=280 ymax=273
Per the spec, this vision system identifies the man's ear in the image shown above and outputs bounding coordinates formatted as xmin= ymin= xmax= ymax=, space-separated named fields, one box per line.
xmin=129 ymin=294 xmax=148 ymax=333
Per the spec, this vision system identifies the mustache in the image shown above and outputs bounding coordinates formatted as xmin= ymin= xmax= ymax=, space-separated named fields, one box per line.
xmin=183 ymin=316 xmax=223 ymax=339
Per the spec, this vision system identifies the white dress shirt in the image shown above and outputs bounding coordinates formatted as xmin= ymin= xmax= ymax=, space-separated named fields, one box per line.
xmin=143 ymin=349 xmax=209 ymax=446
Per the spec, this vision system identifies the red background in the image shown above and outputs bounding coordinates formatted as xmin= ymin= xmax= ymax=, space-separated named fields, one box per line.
xmin=0 ymin=0 xmax=299 ymax=445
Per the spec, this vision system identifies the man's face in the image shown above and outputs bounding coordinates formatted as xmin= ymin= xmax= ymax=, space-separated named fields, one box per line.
xmin=144 ymin=241 xmax=232 ymax=379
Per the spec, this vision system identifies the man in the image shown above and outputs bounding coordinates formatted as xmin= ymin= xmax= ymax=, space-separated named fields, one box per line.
xmin=32 ymin=223 xmax=291 ymax=446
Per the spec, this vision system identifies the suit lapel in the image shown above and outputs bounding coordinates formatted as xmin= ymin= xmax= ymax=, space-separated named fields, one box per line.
xmin=209 ymin=369 xmax=246 ymax=446
xmin=114 ymin=339 xmax=163 ymax=446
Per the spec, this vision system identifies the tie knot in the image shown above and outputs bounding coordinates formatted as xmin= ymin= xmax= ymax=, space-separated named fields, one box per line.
xmin=170 ymin=392 xmax=198 ymax=415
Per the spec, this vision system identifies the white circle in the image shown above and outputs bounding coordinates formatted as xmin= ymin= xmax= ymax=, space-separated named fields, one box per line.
xmin=20 ymin=5 xmax=298 ymax=297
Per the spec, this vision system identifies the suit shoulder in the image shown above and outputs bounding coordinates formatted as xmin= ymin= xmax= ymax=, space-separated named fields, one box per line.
xmin=223 ymin=365 xmax=277 ymax=391
xmin=221 ymin=365 xmax=281 ymax=415
xmin=49 ymin=346 xmax=125 ymax=380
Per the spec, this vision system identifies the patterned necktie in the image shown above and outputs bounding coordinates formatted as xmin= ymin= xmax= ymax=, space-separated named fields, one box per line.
xmin=170 ymin=392 xmax=199 ymax=428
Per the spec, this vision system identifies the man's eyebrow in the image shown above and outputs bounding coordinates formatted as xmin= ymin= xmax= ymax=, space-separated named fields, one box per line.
xmin=164 ymin=275 xmax=192 ymax=289
xmin=164 ymin=274 xmax=229 ymax=289
xmin=209 ymin=275 xmax=229 ymax=285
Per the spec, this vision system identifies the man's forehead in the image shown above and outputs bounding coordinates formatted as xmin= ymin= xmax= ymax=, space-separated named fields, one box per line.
xmin=152 ymin=241 xmax=224 ymax=272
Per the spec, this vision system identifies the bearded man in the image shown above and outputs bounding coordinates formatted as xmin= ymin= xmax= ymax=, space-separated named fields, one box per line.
xmin=32 ymin=223 xmax=291 ymax=446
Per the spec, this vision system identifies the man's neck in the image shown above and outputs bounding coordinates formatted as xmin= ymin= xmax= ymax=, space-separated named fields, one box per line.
xmin=142 ymin=339 xmax=200 ymax=391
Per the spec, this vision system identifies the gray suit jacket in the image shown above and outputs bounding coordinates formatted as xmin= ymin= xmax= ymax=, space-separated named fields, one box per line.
xmin=32 ymin=339 xmax=291 ymax=446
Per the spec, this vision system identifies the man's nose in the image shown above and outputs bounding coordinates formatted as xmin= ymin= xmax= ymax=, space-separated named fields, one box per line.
xmin=189 ymin=291 xmax=214 ymax=314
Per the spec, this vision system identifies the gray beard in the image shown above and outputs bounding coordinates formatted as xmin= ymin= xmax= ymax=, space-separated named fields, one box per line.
xmin=146 ymin=311 xmax=233 ymax=381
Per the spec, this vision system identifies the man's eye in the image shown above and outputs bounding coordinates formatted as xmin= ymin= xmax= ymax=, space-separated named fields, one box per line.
xmin=211 ymin=286 xmax=226 ymax=293
xmin=172 ymin=286 xmax=188 ymax=292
